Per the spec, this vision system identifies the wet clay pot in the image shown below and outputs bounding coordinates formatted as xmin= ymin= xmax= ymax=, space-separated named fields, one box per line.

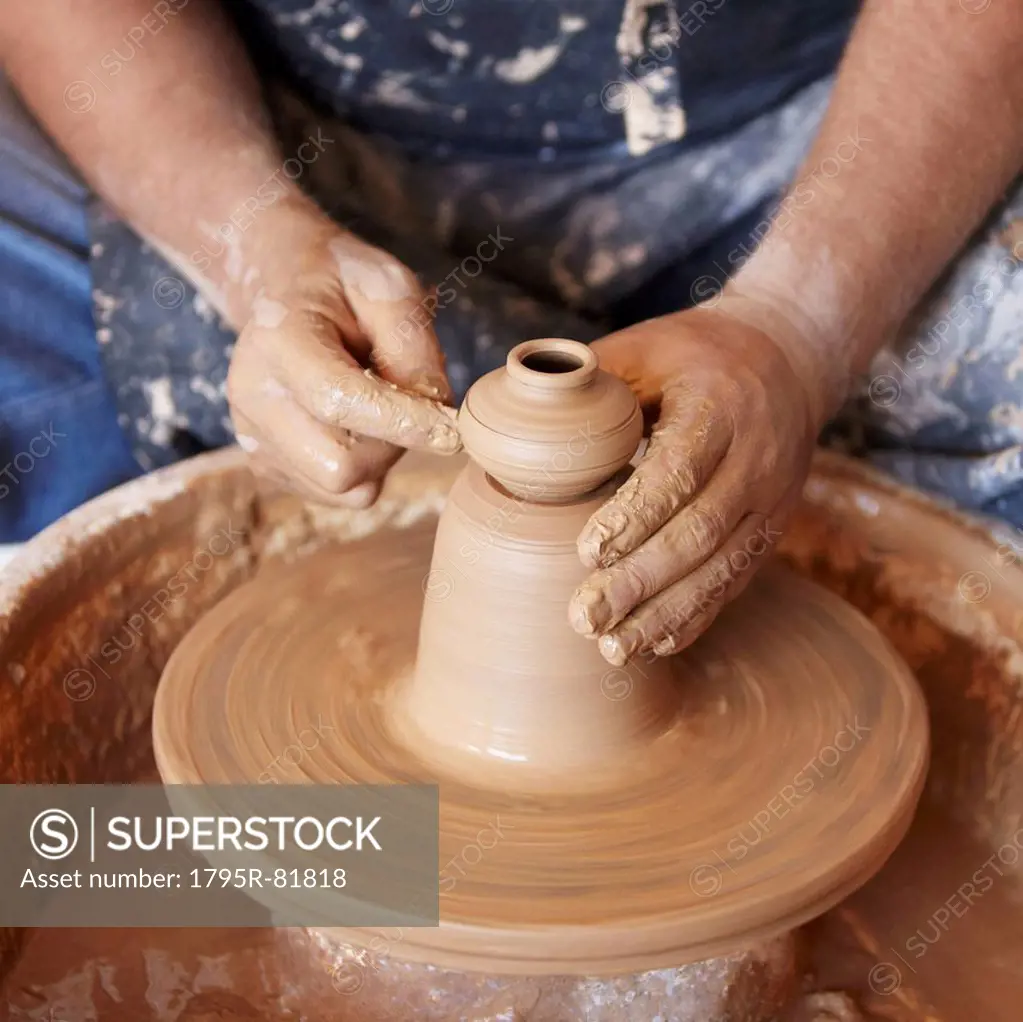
xmin=1 ymin=443 xmax=1021 ymax=1020
xmin=399 ymin=338 xmax=675 ymax=790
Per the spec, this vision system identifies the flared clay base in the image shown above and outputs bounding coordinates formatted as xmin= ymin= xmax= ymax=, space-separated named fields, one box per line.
xmin=154 ymin=516 xmax=929 ymax=976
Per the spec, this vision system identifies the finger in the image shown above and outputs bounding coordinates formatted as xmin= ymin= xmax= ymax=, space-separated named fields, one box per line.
xmin=248 ymin=446 xmax=383 ymax=510
xmin=262 ymin=308 xmax=461 ymax=455
xmin=328 ymin=236 xmax=454 ymax=404
xmin=597 ymin=511 xmax=782 ymax=666
xmin=233 ymin=382 xmax=401 ymax=502
xmin=336 ymin=479 xmax=384 ymax=509
xmin=230 ymin=339 xmax=405 ymax=487
xmin=239 ymin=417 xmax=386 ymax=510
xmin=239 ymin=441 xmax=335 ymax=505
xmin=571 ymin=445 xmax=758 ymax=636
xmin=576 ymin=388 xmax=731 ymax=570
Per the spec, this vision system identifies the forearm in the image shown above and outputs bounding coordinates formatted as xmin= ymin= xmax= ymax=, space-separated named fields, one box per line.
xmin=1 ymin=0 xmax=321 ymax=326
xmin=723 ymin=0 xmax=1023 ymax=424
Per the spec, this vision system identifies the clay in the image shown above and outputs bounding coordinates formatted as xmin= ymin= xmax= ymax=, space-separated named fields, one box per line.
xmin=2 ymin=446 xmax=1021 ymax=1020
xmin=456 ymin=338 xmax=642 ymax=501
xmin=154 ymin=340 xmax=929 ymax=984
xmin=402 ymin=340 xmax=665 ymax=788
xmin=394 ymin=462 xmax=678 ymax=790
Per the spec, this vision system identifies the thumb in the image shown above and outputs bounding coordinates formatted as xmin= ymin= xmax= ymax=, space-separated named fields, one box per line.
xmin=330 ymin=236 xmax=454 ymax=404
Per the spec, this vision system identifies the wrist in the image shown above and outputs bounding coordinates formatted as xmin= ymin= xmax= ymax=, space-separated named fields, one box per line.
xmin=714 ymin=279 xmax=851 ymax=431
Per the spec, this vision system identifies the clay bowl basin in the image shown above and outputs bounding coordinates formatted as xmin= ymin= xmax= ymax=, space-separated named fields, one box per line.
xmin=1 ymin=448 xmax=1021 ymax=1021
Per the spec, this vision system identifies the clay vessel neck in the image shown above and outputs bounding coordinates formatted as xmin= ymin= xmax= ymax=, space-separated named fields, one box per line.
xmin=506 ymin=339 xmax=599 ymax=400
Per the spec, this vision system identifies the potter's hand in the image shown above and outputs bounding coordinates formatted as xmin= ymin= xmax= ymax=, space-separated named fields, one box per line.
xmin=569 ymin=305 xmax=822 ymax=664
xmin=227 ymin=220 xmax=460 ymax=509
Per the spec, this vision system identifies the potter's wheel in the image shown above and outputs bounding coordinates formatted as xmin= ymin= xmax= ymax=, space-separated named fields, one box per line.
xmin=154 ymin=338 xmax=929 ymax=980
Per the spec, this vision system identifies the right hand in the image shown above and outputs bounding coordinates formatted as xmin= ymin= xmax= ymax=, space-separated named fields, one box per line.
xmin=227 ymin=213 xmax=461 ymax=508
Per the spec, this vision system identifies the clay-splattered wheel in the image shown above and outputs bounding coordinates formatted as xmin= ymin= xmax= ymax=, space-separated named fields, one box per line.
xmin=154 ymin=517 xmax=928 ymax=975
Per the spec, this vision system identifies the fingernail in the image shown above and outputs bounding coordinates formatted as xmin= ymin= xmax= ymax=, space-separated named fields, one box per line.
xmin=578 ymin=512 xmax=628 ymax=567
xmin=599 ymin=631 xmax=635 ymax=667
xmin=410 ymin=373 xmax=453 ymax=403
xmin=569 ymin=585 xmax=609 ymax=636
xmin=428 ymin=418 xmax=462 ymax=453
xmin=652 ymin=635 xmax=677 ymax=657
xmin=411 ymin=380 xmax=443 ymax=400
xmin=338 ymin=482 xmax=379 ymax=509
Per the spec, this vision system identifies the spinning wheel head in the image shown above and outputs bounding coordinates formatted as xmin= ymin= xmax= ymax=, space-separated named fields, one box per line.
xmin=155 ymin=510 xmax=928 ymax=971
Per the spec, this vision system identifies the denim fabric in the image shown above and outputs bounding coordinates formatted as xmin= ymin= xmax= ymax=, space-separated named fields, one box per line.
xmin=237 ymin=0 xmax=858 ymax=159
xmin=0 ymin=80 xmax=140 ymax=541
xmin=89 ymin=70 xmax=1023 ymax=527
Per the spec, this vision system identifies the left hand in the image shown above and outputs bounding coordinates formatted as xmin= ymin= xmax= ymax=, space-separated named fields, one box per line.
xmin=226 ymin=203 xmax=460 ymax=510
xmin=568 ymin=304 xmax=826 ymax=665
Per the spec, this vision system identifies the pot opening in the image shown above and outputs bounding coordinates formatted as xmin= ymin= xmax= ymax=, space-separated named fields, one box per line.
xmin=520 ymin=350 xmax=586 ymax=374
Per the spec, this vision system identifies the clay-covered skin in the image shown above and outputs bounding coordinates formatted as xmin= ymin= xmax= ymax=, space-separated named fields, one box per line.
xmin=227 ymin=211 xmax=461 ymax=510
xmin=569 ymin=306 xmax=819 ymax=665
xmin=154 ymin=518 xmax=928 ymax=975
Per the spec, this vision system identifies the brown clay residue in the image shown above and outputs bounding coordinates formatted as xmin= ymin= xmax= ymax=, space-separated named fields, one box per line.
xmin=997 ymin=217 xmax=1023 ymax=256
